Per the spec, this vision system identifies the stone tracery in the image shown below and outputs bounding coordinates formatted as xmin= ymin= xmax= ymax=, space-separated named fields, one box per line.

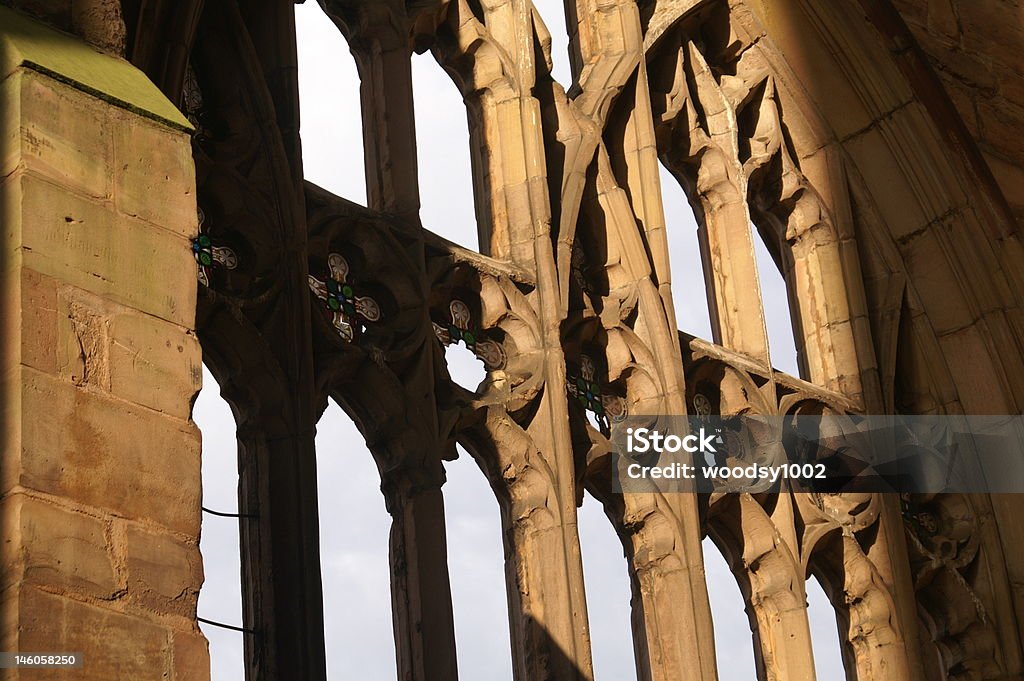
xmin=3 ymin=0 xmax=1022 ymax=679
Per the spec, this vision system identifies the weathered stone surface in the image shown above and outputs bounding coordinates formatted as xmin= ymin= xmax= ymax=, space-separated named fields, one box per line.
xmin=9 ymin=172 xmax=197 ymax=327
xmin=0 ymin=494 xmax=117 ymax=599
xmin=15 ymin=586 xmax=172 ymax=681
xmin=2 ymin=2 xmax=1024 ymax=681
xmin=14 ymin=71 xmax=113 ymax=200
xmin=892 ymin=0 xmax=1024 ymax=235
xmin=11 ymin=366 xmax=202 ymax=535
xmin=173 ymin=631 xmax=211 ymax=681
xmin=125 ymin=523 xmax=202 ymax=614
xmin=113 ymin=112 xmax=198 ymax=237
xmin=18 ymin=268 xmax=58 ymax=375
xmin=0 ymin=17 xmax=205 ymax=681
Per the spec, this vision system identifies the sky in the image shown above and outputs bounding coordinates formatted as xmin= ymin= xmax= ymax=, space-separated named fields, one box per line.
xmin=194 ymin=2 xmax=842 ymax=679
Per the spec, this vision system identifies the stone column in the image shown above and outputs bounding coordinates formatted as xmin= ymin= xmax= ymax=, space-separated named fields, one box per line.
xmin=384 ymin=470 xmax=460 ymax=681
xmin=0 ymin=7 xmax=207 ymax=680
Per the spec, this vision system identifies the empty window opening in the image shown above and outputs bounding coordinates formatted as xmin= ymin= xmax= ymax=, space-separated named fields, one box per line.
xmin=411 ymin=54 xmax=478 ymax=248
xmin=533 ymin=0 xmax=573 ymax=86
xmin=295 ymin=2 xmax=366 ymax=202
xmin=445 ymin=342 xmax=489 ymax=392
xmin=806 ymin=576 xmax=846 ymax=681
xmin=659 ymin=163 xmax=715 ymax=341
xmin=751 ymin=227 xmax=801 ymax=377
xmin=445 ymin=447 xmax=514 ymax=680
xmin=195 ymin=366 xmax=246 ymax=681
xmin=316 ymin=401 xmax=397 ymax=679
xmin=578 ymin=493 xmax=636 ymax=679
xmin=703 ymin=537 xmax=758 ymax=681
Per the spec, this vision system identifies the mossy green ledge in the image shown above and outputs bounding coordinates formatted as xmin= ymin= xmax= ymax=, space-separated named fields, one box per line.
xmin=0 ymin=5 xmax=192 ymax=132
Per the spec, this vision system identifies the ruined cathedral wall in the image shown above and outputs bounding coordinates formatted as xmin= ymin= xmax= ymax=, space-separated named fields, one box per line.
xmin=893 ymin=0 xmax=1024 ymax=229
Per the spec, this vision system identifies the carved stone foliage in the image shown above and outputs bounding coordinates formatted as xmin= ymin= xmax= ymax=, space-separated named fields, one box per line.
xmin=903 ymin=494 xmax=1003 ymax=680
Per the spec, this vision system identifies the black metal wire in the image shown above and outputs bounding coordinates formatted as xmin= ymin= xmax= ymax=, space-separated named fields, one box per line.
xmin=202 ymin=506 xmax=256 ymax=519
xmin=198 ymin=617 xmax=256 ymax=635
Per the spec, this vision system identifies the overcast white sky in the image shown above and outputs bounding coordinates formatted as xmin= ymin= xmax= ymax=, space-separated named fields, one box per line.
xmin=194 ymin=2 xmax=842 ymax=679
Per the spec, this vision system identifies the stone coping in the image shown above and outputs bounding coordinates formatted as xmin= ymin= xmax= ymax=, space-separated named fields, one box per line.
xmin=0 ymin=5 xmax=192 ymax=132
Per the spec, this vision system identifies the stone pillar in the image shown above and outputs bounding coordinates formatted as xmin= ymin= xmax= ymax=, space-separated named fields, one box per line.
xmin=0 ymin=7 xmax=207 ymax=680
xmin=384 ymin=471 xmax=460 ymax=681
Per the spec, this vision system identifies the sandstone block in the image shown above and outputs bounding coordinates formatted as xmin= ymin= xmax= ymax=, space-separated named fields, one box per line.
xmin=16 ymin=71 xmax=113 ymax=200
xmin=982 ymin=151 xmax=1024 ymax=220
xmin=10 ymin=366 xmax=202 ymax=535
xmin=0 ymin=71 xmax=21 ymax=180
xmin=845 ymin=124 xmax=929 ymax=239
xmin=16 ymin=586 xmax=171 ymax=681
xmin=19 ymin=268 xmax=58 ymax=375
xmin=926 ymin=0 xmax=960 ymax=42
xmin=899 ymin=226 xmax=976 ymax=335
xmin=977 ymin=97 xmax=1024 ymax=160
xmin=107 ymin=309 xmax=202 ymax=418
xmin=938 ymin=324 xmax=1011 ymax=413
xmin=12 ymin=171 xmax=197 ymax=327
xmin=173 ymin=631 xmax=211 ymax=681
xmin=113 ymin=112 xmax=197 ymax=237
xmin=958 ymin=0 xmax=1024 ymax=73
xmin=124 ymin=523 xmax=202 ymax=614
xmin=0 ymin=494 xmax=117 ymax=599
xmin=915 ymin=32 xmax=996 ymax=92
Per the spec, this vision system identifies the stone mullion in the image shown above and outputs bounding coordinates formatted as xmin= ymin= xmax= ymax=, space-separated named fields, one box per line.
xmin=619 ymin=58 xmax=678 ymax=335
xmin=698 ymin=185 xmax=770 ymax=363
xmin=664 ymin=42 xmax=771 ymax=364
xmin=383 ymin=472 xmax=460 ymax=681
xmin=617 ymin=494 xmax=721 ymax=681
xmin=573 ymin=4 xmax=727 ymax=675
xmin=334 ymin=13 xmax=464 ymax=680
xmin=822 ymin=533 xmax=915 ymax=681
xmin=235 ymin=429 xmax=328 ymax=681
xmin=589 ymin=149 xmax=723 ymax=681
xmin=497 ymin=445 xmax=595 ymax=681
xmin=776 ymin=187 xmax=869 ymax=402
xmin=351 ymin=37 xmax=421 ymax=221
xmin=459 ymin=2 xmax=596 ymax=678
xmin=855 ymin=498 xmax=925 ymax=681
xmin=736 ymin=495 xmax=818 ymax=681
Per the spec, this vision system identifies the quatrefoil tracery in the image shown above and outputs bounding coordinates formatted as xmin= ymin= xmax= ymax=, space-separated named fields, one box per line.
xmin=433 ymin=300 xmax=506 ymax=371
xmin=308 ymin=253 xmax=382 ymax=341
xmin=192 ymin=210 xmax=238 ymax=288
xmin=567 ymin=354 xmax=627 ymax=435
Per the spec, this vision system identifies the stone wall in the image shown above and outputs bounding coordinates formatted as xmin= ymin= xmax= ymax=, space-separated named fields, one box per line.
xmin=893 ymin=0 xmax=1024 ymax=228
xmin=0 ymin=7 xmax=207 ymax=679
